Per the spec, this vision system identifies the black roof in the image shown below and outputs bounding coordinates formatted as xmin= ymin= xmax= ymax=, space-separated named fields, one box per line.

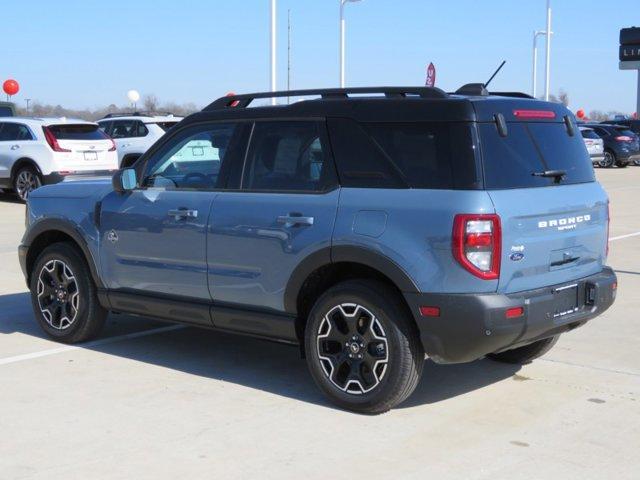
xmin=182 ymin=87 xmax=571 ymax=126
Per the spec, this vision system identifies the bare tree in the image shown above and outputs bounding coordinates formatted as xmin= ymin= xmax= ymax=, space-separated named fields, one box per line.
xmin=143 ymin=94 xmax=158 ymax=112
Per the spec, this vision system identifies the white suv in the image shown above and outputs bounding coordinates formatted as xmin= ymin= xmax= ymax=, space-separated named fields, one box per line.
xmin=0 ymin=117 xmax=119 ymax=200
xmin=97 ymin=112 xmax=182 ymax=168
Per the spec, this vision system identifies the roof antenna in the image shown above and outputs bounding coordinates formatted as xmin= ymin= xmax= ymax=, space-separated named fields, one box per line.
xmin=484 ymin=60 xmax=506 ymax=89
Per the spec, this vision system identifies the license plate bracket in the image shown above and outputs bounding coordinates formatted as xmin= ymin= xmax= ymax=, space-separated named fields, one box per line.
xmin=552 ymin=283 xmax=579 ymax=319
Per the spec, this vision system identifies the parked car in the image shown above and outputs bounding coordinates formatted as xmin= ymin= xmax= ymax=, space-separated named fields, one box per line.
xmin=583 ymin=123 xmax=640 ymax=167
xmin=97 ymin=112 xmax=182 ymax=168
xmin=0 ymin=101 xmax=16 ymax=117
xmin=603 ymin=118 xmax=640 ymax=136
xmin=0 ymin=117 xmax=118 ymax=200
xmin=19 ymin=87 xmax=616 ymax=414
xmin=579 ymin=127 xmax=605 ymax=166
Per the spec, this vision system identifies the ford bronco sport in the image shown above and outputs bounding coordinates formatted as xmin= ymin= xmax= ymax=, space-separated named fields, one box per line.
xmin=19 ymin=86 xmax=617 ymax=414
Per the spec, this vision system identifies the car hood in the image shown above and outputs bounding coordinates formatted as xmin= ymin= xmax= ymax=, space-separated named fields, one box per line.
xmin=30 ymin=177 xmax=114 ymax=199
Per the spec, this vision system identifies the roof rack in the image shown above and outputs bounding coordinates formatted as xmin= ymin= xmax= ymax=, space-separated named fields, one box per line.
xmin=205 ymin=87 xmax=449 ymax=110
xmin=452 ymin=83 xmax=534 ymax=99
xmin=101 ymin=111 xmax=175 ymax=119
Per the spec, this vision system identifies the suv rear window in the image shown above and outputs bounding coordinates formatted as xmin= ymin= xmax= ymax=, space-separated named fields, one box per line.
xmin=328 ymin=118 xmax=481 ymax=190
xmin=580 ymin=129 xmax=599 ymax=140
xmin=480 ymin=122 xmax=595 ymax=189
xmin=615 ymin=128 xmax=636 ymax=137
xmin=48 ymin=124 xmax=110 ymax=141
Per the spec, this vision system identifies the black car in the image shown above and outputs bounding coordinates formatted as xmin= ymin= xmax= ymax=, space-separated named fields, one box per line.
xmin=583 ymin=123 xmax=640 ymax=167
xmin=604 ymin=119 xmax=640 ymax=136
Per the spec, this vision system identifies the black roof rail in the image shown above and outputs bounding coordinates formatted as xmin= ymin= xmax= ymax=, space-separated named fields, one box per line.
xmin=204 ymin=87 xmax=449 ymax=110
xmin=101 ymin=111 xmax=175 ymax=119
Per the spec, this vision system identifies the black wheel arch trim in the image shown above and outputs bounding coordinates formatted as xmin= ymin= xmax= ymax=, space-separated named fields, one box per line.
xmin=11 ymin=158 xmax=42 ymax=180
xmin=283 ymin=245 xmax=420 ymax=315
xmin=23 ymin=218 xmax=104 ymax=289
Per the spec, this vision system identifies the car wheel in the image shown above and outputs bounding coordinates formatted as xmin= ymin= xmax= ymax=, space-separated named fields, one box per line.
xmin=487 ymin=335 xmax=559 ymax=364
xmin=14 ymin=165 xmax=42 ymax=201
xmin=634 ymin=158 xmax=640 ymax=166
xmin=305 ymin=280 xmax=424 ymax=414
xmin=30 ymin=242 xmax=107 ymax=343
xmin=599 ymin=150 xmax=615 ymax=168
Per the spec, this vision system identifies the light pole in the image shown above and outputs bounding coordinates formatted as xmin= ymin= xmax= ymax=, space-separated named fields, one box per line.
xmin=532 ymin=30 xmax=551 ymax=98
xmin=339 ymin=0 xmax=362 ymax=88
xmin=270 ymin=0 xmax=277 ymax=105
xmin=544 ymin=0 xmax=552 ymax=101
xmin=25 ymin=98 xmax=31 ymax=115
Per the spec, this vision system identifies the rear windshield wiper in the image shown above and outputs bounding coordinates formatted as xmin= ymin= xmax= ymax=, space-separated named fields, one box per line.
xmin=532 ymin=169 xmax=566 ymax=183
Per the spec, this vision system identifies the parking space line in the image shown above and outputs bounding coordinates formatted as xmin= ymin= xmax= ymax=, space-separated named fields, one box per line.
xmin=0 ymin=324 xmax=185 ymax=366
xmin=609 ymin=231 xmax=640 ymax=241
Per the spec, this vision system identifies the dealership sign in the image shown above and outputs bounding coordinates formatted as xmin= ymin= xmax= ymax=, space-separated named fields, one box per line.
xmin=620 ymin=27 xmax=640 ymax=62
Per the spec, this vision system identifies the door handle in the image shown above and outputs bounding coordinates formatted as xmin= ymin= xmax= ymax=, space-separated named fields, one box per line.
xmin=168 ymin=208 xmax=198 ymax=220
xmin=277 ymin=213 xmax=314 ymax=227
xmin=10 ymin=145 xmax=19 ymax=150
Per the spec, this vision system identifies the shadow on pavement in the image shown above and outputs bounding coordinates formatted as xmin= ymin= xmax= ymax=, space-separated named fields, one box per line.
xmin=0 ymin=291 xmax=520 ymax=410
xmin=0 ymin=191 xmax=22 ymax=204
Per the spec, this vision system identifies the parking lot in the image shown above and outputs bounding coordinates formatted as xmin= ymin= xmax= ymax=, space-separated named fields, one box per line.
xmin=0 ymin=168 xmax=637 ymax=480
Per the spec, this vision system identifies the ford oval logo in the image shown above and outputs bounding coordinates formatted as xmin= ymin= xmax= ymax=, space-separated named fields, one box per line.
xmin=510 ymin=252 xmax=525 ymax=262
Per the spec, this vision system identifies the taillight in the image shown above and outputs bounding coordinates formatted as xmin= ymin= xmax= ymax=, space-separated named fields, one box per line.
xmin=614 ymin=135 xmax=632 ymax=142
xmin=453 ymin=214 xmax=501 ymax=280
xmin=42 ymin=127 xmax=71 ymax=152
xmin=108 ymin=138 xmax=117 ymax=152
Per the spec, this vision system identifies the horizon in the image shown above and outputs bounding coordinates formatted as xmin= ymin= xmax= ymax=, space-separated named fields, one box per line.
xmin=1 ymin=0 xmax=637 ymax=113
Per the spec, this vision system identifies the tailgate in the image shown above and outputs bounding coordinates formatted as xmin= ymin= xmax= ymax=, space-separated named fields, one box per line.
xmin=489 ymin=183 xmax=608 ymax=294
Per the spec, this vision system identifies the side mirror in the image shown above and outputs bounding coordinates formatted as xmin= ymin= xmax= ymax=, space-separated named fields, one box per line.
xmin=112 ymin=168 xmax=137 ymax=193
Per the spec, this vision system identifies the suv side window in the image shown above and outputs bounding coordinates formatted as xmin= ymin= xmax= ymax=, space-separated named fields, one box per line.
xmin=0 ymin=122 xmax=33 ymax=141
xmin=141 ymin=122 xmax=250 ymax=190
xmin=242 ymin=121 xmax=337 ymax=192
xmin=110 ymin=120 xmax=148 ymax=138
xmin=98 ymin=121 xmax=112 ymax=135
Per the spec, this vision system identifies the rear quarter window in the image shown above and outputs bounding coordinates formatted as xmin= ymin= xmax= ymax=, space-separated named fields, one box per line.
xmin=480 ymin=122 xmax=595 ymax=189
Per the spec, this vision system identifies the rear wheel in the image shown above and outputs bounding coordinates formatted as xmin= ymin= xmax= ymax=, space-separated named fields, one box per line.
xmin=634 ymin=158 xmax=640 ymax=166
xmin=488 ymin=335 xmax=559 ymax=364
xmin=305 ymin=280 xmax=424 ymax=414
xmin=14 ymin=165 xmax=42 ymax=201
xmin=30 ymin=242 xmax=107 ymax=343
xmin=599 ymin=150 xmax=615 ymax=168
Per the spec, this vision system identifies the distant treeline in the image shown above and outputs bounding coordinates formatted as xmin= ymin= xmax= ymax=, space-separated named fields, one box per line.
xmin=15 ymin=94 xmax=199 ymax=121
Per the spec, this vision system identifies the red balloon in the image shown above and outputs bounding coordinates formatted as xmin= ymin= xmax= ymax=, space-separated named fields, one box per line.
xmin=3 ymin=79 xmax=19 ymax=96
xmin=576 ymin=109 xmax=585 ymax=119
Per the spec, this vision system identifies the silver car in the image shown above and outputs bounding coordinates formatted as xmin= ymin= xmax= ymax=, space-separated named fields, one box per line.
xmin=580 ymin=127 xmax=605 ymax=167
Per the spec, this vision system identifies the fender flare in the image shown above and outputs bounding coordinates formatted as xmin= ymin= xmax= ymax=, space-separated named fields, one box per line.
xmin=283 ymin=245 xmax=419 ymax=314
xmin=23 ymin=218 xmax=104 ymax=289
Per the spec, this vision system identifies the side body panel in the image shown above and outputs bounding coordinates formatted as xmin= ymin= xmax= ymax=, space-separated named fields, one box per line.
xmin=333 ymin=188 xmax=497 ymax=294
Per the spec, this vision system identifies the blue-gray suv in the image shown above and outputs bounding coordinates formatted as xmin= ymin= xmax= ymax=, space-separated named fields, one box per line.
xmin=18 ymin=86 xmax=617 ymax=413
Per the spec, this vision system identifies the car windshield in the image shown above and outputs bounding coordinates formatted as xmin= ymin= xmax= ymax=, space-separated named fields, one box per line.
xmin=48 ymin=124 xmax=110 ymax=140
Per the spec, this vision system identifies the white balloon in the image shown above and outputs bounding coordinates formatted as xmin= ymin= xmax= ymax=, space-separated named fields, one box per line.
xmin=127 ymin=90 xmax=140 ymax=103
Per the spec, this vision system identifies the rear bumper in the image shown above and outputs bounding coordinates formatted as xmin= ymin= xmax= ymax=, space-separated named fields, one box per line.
xmin=590 ymin=153 xmax=605 ymax=163
xmin=403 ymin=267 xmax=617 ymax=364
xmin=43 ymin=170 xmax=116 ymax=185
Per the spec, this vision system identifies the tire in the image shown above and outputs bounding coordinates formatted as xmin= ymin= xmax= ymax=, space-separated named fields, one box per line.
xmin=13 ymin=165 xmax=42 ymax=201
xmin=488 ymin=335 xmax=559 ymax=364
xmin=600 ymin=150 xmax=615 ymax=168
xmin=616 ymin=160 xmax=628 ymax=168
xmin=634 ymin=158 xmax=640 ymax=166
xmin=304 ymin=280 xmax=424 ymax=414
xmin=29 ymin=242 xmax=107 ymax=343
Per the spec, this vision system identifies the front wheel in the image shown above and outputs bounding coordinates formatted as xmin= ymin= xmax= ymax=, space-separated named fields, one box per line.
xmin=30 ymin=242 xmax=107 ymax=343
xmin=488 ymin=335 xmax=559 ymax=364
xmin=305 ymin=280 xmax=424 ymax=414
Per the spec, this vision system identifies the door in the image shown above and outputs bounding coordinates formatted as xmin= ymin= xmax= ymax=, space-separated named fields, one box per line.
xmin=99 ymin=121 xmax=249 ymax=301
xmin=0 ymin=122 xmax=35 ymax=181
xmin=208 ymin=120 xmax=340 ymax=312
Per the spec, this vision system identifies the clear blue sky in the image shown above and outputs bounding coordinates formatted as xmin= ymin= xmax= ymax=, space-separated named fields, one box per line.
xmin=2 ymin=0 xmax=637 ymax=113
